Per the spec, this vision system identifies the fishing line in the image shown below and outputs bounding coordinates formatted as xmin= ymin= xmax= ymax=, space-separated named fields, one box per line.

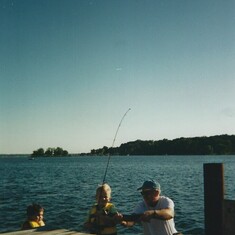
xmin=102 ymin=108 xmax=131 ymax=184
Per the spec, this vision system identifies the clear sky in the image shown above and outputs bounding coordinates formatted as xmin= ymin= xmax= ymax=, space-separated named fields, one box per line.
xmin=1 ymin=0 xmax=235 ymax=154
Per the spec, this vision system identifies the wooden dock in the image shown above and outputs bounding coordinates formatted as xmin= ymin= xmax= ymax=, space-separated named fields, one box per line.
xmin=2 ymin=229 xmax=90 ymax=235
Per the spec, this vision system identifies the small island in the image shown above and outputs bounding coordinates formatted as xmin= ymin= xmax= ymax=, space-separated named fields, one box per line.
xmin=31 ymin=147 xmax=68 ymax=157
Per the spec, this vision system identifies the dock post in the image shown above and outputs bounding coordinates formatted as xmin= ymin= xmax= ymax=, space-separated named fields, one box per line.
xmin=203 ymin=163 xmax=224 ymax=235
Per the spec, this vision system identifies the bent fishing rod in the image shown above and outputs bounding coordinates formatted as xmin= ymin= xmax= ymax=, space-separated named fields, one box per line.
xmin=102 ymin=108 xmax=131 ymax=184
xmin=94 ymin=108 xmax=131 ymax=235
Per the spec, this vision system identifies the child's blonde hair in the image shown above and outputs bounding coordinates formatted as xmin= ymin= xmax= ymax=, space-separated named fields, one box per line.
xmin=96 ymin=183 xmax=111 ymax=198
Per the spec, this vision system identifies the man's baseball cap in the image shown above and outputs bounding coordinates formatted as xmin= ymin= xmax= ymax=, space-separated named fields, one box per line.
xmin=137 ymin=180 xmax=161 ymax=191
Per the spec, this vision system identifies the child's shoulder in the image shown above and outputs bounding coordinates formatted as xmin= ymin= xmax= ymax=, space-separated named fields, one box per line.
xmin=22 ymin=220 xmax=40 ymax=230
xmin=90 ymin=204 xmax=98 ymax=212
xmin=106 ymin=202 xmax=115 ymax=208
xmin=29 ymin=221 xmax=40 ymax=228
xmin=105 ymin=202 xmax=118 ymax=213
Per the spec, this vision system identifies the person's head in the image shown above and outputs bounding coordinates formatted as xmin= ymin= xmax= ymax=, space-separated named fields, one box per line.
xmin=96 ymin=183 xmax=112 ymax=207
xmin=138 ymin=180 xmax=161 ymax=207
xmin=26 ymin=203 xmax=44 ymax=223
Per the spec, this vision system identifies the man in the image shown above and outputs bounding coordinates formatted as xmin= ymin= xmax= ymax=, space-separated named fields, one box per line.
xmin=122 ymin=180 xmax=181 ymax=235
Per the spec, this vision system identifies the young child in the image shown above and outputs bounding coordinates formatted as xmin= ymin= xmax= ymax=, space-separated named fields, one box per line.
xmin=84 ymin=183 xmax=122 ymax=235
xmin=22 ymin=203 xmax=45 ymax=230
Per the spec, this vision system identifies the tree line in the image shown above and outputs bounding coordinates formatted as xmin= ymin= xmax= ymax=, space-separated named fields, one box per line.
xmin=31 ymin=147 xmax=68 ymax=157
xmin=89 ymin=134 xmax=235 ymax=156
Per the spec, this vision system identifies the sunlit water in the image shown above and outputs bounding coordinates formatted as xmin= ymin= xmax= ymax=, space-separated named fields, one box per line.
xmin=0 ymin=155 xmax=235 ymax=234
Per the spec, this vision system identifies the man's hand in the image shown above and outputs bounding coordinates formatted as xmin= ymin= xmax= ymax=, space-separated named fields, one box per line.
xmin=141 ymin=210 xmax=155 ymax=222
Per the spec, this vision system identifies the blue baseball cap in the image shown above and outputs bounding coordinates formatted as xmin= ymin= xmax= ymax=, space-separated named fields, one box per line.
xmin=137 ymin=180 xmax=161 ymax=191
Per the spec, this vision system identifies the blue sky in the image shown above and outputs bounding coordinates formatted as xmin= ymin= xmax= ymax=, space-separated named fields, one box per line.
xmin=1 ymin=0 xmax=235 ymax=154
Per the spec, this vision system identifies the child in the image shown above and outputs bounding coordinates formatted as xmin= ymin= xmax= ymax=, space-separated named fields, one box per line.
xmin=22 ymin=203 xmax=45 ymax=230
xmin=84 ymin=183 xmax=122 ymax=235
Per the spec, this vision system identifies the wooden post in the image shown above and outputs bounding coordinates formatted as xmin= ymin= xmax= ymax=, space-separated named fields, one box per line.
xmin=204 ymin=163 xmax=224 ymax=235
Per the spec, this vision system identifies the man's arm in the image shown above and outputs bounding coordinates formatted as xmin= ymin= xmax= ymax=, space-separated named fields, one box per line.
xmin=141 ymin=208 xmax=174 ymax=222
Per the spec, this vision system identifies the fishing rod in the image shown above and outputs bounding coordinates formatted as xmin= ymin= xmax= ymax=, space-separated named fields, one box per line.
xmin=93 ymin=108 xmax=131 ymax=235
xmin=102 ymin=108 xmax=131 ymax=184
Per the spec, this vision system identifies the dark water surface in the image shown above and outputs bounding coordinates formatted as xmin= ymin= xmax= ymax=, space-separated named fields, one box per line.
xmin=1 ymin=155 xmax=235 ymax=234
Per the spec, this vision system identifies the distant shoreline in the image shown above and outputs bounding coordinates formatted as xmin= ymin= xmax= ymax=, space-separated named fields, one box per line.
xmin=1 ymin=154 xmax=235 ymax=158
xmin=1 ymin=134 xmax=235 ymax=156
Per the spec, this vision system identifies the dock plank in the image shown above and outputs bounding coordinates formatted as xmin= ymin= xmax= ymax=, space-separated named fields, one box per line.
xmin=2 ymin=229 xmax=90 ymax=235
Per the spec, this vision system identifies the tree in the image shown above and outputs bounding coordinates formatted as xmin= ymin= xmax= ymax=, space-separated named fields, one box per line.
xmin=31 ymin=148 xmax=44 ymax=157
xmin=54 ymin=147 xmax=68 ymax=156
xmin=45 ymin=148 xmax=54 ymax=156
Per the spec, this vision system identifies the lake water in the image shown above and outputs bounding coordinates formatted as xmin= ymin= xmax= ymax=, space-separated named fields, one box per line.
xmin=0 ymin=155 xmax=235 ymax=235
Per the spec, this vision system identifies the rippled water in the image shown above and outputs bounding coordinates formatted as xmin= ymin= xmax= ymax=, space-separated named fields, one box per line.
xmin=0 ymin=155 xmax=235 ymax=234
